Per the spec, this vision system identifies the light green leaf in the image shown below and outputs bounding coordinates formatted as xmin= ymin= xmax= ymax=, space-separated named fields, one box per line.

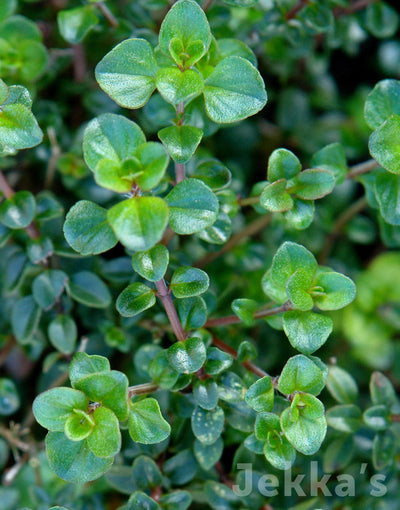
xmin=311 ymin=142 xmax=347 ymax=183
xmin=159 ymin=0 xmax=211 ymax=67
xmin=87 ymin=406 xmax=121 ymax=458
xmin=312 ymin=271 xmax=357 ymax=310
xmin=281 ymin=394 xmax=327 ymax=455
xmin=268 ymin=148 xmax=301 ymax=182
xmin=64 ymin=409 xmax=94 ymax=442
xmin=326 ymin=404 xmax=362 ymax=433
xmin=46 ymin=431 xmax=113 ymax=483
xmin=264 ymin=436 xmax=296 ymax=471
xmin=64 ymin=200 xmax=117 ymax=255
xmin=271 ymin=241 xmax=317 ymax=289
xmin=69 ymin=352 xmax=110 ymax=388
xmin=260 ymin=179 xmax=293 ymax=213
xmin=283 ymin=310 xmax=333 ymax=354
xmin=75 ymin=370 xmax=129 ymax=421
xmin=156 ymin=67 xmax=204 ymax=105
xmin=83 ymin=113 xmax=145 ymax=171
xmin=278 ymin=355 xmax=327 ymax=396
xmin=108 ymin=196 xmax=169 ymax=252
xmin=375 ymin=171 xmax=400 ymax=224
xmin=244 ymin=376 xmax=274 ymax=412
xmin=165 ymin=178 xmax=218 ymax=234
xmin=128 ymin=398 xmax=171 ymax=444
xmin=0 ymin=103 xmax=43 ymax=150
xmin=95 ymin=38 xmax=158 ymax=109
xmin=33 ymin=387 xmax=89 ymax=431
xmin=231 ymin=298 xmax=258 ymax=326
xmin=292 ymin=169 xmax=335 ymax=200
xmin=116 ymin=282 xmax=156 ymax=317
xmin=158 ymin=125 xmax=203 ymax=164
xmin=57 ymin=5 xmax=98 ymax=45
xmin=204 ymin=56 xmax=267 ymax=123
xmin=286 ymin=269 xmax=314 ymax=311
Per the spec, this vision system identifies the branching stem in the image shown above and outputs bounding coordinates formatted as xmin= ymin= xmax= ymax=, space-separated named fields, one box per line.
xmin=155 ymin=279 xmax=186 ymax=342
xmin=206 ymin=301 xmax=293 ymax=328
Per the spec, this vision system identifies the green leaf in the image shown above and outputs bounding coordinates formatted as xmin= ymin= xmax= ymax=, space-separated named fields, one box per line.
xmin=0 ymin=1 xmax=16 ymax=23
xmin=260 ymin=179 xmax=294 ymax=213
xmin=46 ymin=431 xmax=113 ymax=483
xmin=95 ymin=39 xmax=157 ymax=109
xmin=83 ymin=113 xmax=146 ymax=172
xmin=217 ymin=37 xmax=257 ymax=65
xmin=375 ymin=171 xmax=400 ymax=224
xmin=170 ymin=266 xmax=209 ymax=297
xmin=326 ymin=404 xmax=362 ymax=433
xmin=268 ymin=148 xmax=301 ymax=182
xmin=197 ymin=211 xmax=232 ymax=245
xmin=149 ymin=351 xmax=179 ymax=389
xmin=75 ymin=370 xmax=129 ymax=421
xmin=11 ymin=295 xmax=41 ymax=344
xmin=156 ymin=67 xmax=204 ymax=105
xmin=27 ymin=236 xmax=54 ymax=265
xmin=68 ymin=271 xmax=111 ymax=308
xmin=278 ymin=355 xmax=327 ymax=396
xmin=204 ymin=56 xmax=267 ymax=123
xmin=310 ymin=142 xmax=347 ymax=183
xmin=116 ymin=282 xmax=156 ymax=317
xmin=326 ymin=365 xmax=358 ymax=404
xmin=159 ymin=491 xmax=192 ymax=510
xmin=87 ymin=406 xmax=121 ymax=458
xmin=193 ymin=379 xmax=218 ymax=410
xmin=64 ymin=200 xmax=117 ymax=256
xmin=364 ymin=79 xmax=400 ymax=129
xmin=131 ymin=455 xmax=163 ymax=491
xmin=312 ymin=271 xmax=357 ymax=310
xmin=372 ymin=430 xmax=395 ymax=470
xmin=191 ymin=405 xmax=224 ymax=445
xmin=0 ymin=378 xmax=19 ymax=416
xmin=365 ymin=1 xmax=399 ymax=38
xmin=167 ymin=336 xmax=206 ymax=374
xmin=271 ymin=242 xmax=317 ymax=289
xmin=285 ymin=198 xmax=314 ymax=230
xmin=132 ymin=244 xmax=169 ymax=282
xmin=231 ymin=298 xmax=258 ymax=326
xmin=264 ymin=435 xmax=296 ymax=470
xmin=323 ymin=435 xmax=354 ymax=474
xmin=286 ymin=269 xmax=314 ymax=311
xmin=69 ymin=352 xmax=110 ymax=388
xmin=159 ymin=0 xmax=211 ymax=67
xmin=64 ymin=409 xmax=94 ymax=442
xmin=165 ymin=178 xmax=218 ymax=234
xmin=245 ymin=376 xmax=274 ymax=412
xmin=370 ymin=371 xmax=398 ymax=407
xmin=363 ymin=405 xmax=391 ymax=431
xmin=127 ymin=492 xmax=161 ymax=510
xmin=176 ymin=296 xmax=207 ymax=330
xmin=108 ymin=196 xmax=169 ymax=252
xmin=281 ymin=394 xmax=327 ymax=455
xmin=48 ymin=315 xmax=78 ymax=355
xmin=194 ymin=437 xmax=223 ymax=470
xmin=57 ymin=5 xmax=98 ymax=45
xmin=128 ymin=398 xmax=171 ymax=444
xmin=369 ymin=114 xmax=400 ymax=174
xmin=283 ymin=310 xmax=333 ymax=354
xmin=254 ymin=412 xmax=280 ymax=441
xmin=0 ymin=191 xmax=35 ymax=229
xmin=292 ymin=169 xmax=335 ymax=200
xmin=0 ymin=79 xmax=8 ymax=104
xmin=204 ymin=346 xmax=233 ymax=375
xmin=191 ymin=159 xmax=231 ymax=190
xmin=133 ymin=141 xmax=170 ymax=191
xmin=33 ymin=387 xmax=88 ymax=432
xmin=0 ymin=104 xmax=43 ymax=150
xmin=32 ymin=269 xmax=68 ymax=310
xmin=237 ymin=340 xmax=257 ymax=362
xmin=158 ymin=125 xmax=203 ymax=164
